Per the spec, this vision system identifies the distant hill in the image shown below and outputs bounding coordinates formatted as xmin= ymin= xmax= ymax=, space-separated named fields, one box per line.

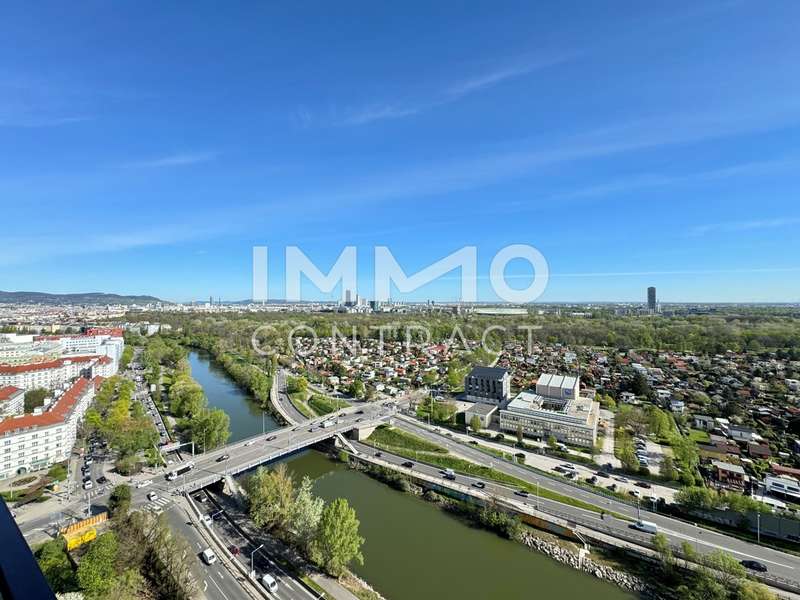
xmin=0 ymin=291 xmax=163 ymax=305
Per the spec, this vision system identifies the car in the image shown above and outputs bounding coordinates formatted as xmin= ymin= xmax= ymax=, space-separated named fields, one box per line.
xmin=472 ymin=481 xmax=486 ymax=489
xmin=402 ymin=461 xmax=414 ymax=468
xmin=553 ymin=466 xmax=566 ymax=474
xmin=614 ymin=476 xmax=628 ymax=483
xmin=355 ymin=418 xmax=364 ymax=423
xmin=740 ymin=560 xmax=767 ymax=572
xmin=195 ymin=494 xmax=207 ymax=503
xmin=629 ymin=490 xmax=641 ymax=498
xmin=442 ymin=468 xmax=456 ymax=480
xmin=514 ymin=489 xmax=529 ymax=498
xmin=468 ymin=440 xmax=478 ymax=445
xmin=635 ymin=481 xmax=652 ymax=489
xmin=374 ymin=451 xmax=382 ymax=457
xmin=587 ymin=476 xmax=598 ymax=484
xmin=607 ymin=484 xmax=617 ymax=491
xmin=147 ymin=491 xmax=159 ymax=502
xmin=136 ymin=479 xmax=153 ymax=489
xmin=230 ymin=545 xmax=240 ymax=555
xmin=261 ymin=573 xmax=278 ymax=593
xmin=84 ymin=458 xmax=93 ymax=465
xmin=83 ymin=474 xmax=92 ymax=482
xmin=200 ymin=548 xmax=217 ymax=565
xmin=83 ymin=480 xmax=93 ymax=490
xmin=96 ymin=476 xmax=108 ymax=484
xmin=560 ymin=463 xmax=577 ymax=471
xmin=596 ymin=471 xmax=610 ymax=478
xmin=267 ymin=435 xmax=277 ymax=441
xmin=244 ymin=440 xmax=256 ymax=446
xmin=216 ymin=454 xmax=230 ymax=462
xmin=202 ymin=514 xmax=213 ymax=526
xmin=356 ymin=410 xmax=364 ymax=414
xmin=308 ymin=427 xmax=315 ymax=432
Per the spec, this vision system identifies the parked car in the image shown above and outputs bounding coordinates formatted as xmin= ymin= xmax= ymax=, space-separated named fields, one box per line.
xmin=587 ymin=476 xmax=598 ymax=484
xmin=635 ymin=481 xmax=652 ymax=489
xmin=83 ymin=480 xmax=93 ymax=490
xmin=596 ymin=471 xmax=610 ymax=478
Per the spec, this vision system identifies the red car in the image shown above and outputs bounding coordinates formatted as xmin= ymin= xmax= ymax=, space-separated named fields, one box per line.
xmin=229 ymin=546 xmax=240 ymax=556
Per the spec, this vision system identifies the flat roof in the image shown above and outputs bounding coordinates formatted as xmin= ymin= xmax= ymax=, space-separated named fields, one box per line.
xmin=465 ymin=402 xmax=497 ymax=416
xmin=468 ymin=366 xmax=509 ymax=379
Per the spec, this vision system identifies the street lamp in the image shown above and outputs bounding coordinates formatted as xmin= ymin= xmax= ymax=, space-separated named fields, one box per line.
xmin=250 ymin=543 xmax=264 ymax=577
xmin=757 ymin=511 xmax=761 ymax=544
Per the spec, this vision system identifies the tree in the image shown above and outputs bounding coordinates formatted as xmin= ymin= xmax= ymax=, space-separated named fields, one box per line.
xmin=107 ymin=568 xmax=145 ymax=600
xmin=186 ymin=408 xmax=231 ymax=451
xmin=348 ymin=379 xmax=365 ymax=400
xmin=289 ymin=476 xmax=324 ymax=556
xmin=77 ymin=532 xmax=119 ymax=598
xmin=737 ymin=580 xmax=777 ymax=600
xmin=36 ymin=538 xmax=76 ymax=593
xmin=659 ymin=454 xmax=677 ymax=481
xmin=631 ymin=372 xmax=652 ymax=398
xmin=109 ymin=484 xmax=132 ymax=517
xmin=516 ymin=425 xmax=524 ymax=445
xmin=652 ymin=532 xmax=673 ymax=574
xmin=246 ymin=464 xmax=295 ymax=533
xmin=704 ymin=549 xmax=747 ymax=589
xmin=469 ymin=415 xmax=482 ymax=433
xmin=315 ymin=498 xmax=364 ymax=577
xmin=547 ymin=435 xmax=558 ymax=450
xmin=24 ymin=388 xmax=49 ymax=413
xmin=47 ymin=463 xmax=68 ymax=482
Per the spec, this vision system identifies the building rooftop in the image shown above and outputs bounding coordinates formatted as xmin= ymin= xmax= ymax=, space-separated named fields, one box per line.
xmin=712 ymin=460 xmax=746 ymax=475
xmin=465 ymin=402 xmax=497 ymax=416
xmin=0 ymin=377 xmax=94 ymax=435
xmin=0 ymin=355 xmax=97 ymax=375
xmin=0 ymin=386 xmax=23 ymax=402
xmin=468 ymin=366 xmax=509 ymax=379
xmin=504 ymin=390 xmax=597 ymax=427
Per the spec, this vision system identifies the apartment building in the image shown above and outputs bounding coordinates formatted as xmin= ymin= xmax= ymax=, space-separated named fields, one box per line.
xmin=36 ymin=333 xmax=124 ymax=364
xmin=0 ymin=334 xmax=61 ymax=365
xmin=464 ymin=366 xmax=511 ymax=405
xmin=0 ymin=356 xmax=101 ymax=391
xmin=0 ymin=377 xmax=96 ymax=480
xmin=0 ymin=387 xmax=24 ymax=418
xmin=499 ymin=373 xmax=599 ymax=448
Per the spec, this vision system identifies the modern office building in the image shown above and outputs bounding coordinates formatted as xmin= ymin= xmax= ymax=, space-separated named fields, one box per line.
xmin=0 ymin=377 xmax=97 ymax=480
xmin=647 ymin=286 xmax=657 ymax=312
xmin=499 ymin=373 xmax=599 ymax=448
xmin=464 ymin=366 xmax=511 ymax=405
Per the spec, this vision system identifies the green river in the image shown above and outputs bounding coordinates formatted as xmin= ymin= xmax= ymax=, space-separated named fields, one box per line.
xmin=191 ymin=350 xmax=636 ymax=600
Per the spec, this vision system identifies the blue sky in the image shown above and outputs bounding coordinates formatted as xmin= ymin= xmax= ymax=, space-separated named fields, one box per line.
xmin=2 ymin=1 xmax=800 ymax=303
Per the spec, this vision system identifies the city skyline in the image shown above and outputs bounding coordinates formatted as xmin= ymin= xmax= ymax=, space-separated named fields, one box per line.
xmin=2 ymin=2 xmax=800 ymax=303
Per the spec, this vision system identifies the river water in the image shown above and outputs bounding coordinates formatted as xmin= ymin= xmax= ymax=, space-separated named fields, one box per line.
xmin=188 ymin=349 xmax=279 ymax=442
xmin=192 ymin=349 xmax=635 ymax=600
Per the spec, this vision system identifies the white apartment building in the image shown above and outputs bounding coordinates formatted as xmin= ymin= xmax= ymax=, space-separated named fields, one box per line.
xmin=0 ymin=387 xmax=24 ymax=418
xmin=0 ymin=356 xmax=101 ymax=391
xmin=0 ymin=377 xmax=96 ymax=480
xmin=499 ymin=373 xmax=600 ymax=448
xmin=0 ymin=334 xmax=62 ymax=365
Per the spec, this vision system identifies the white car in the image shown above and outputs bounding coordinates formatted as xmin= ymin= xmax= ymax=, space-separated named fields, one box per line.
xmin=147 ymin=491 xmax=159 ymax=502
xmin=201 ymin=548 xmax=217 ymax=565
xmin=83 ymin=480 xmax=93 ymax=490
xmin=136 ymin=479 xmax=153 ymax=489
xmin=261 ymin=573 xmax=278 ymax=593
xmin=201 ymin=514 xmax=213 ymax=526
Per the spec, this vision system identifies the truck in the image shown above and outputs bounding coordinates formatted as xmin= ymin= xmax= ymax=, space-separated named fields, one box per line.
xmin=166 ymin=461 xmax=195 ymax=481
xmin=632 ymin=520 xmax=658 ymax=534
xmin=320 ymin=420 xmax=335 ymax=429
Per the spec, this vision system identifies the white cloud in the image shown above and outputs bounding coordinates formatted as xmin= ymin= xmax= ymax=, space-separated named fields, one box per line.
xmin=689 ymin=217 xmax=800 ymax=236
xmin=337 ymin=53 xmax=574 ymax=126
xmin=121 ymin=152 xmax=217 ymax=169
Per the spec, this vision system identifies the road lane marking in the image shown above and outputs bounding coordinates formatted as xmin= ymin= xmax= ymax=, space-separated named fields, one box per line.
xmin=209 ymin=575 xmax=230 ymax=600
xmin=663 ymin=529 xmax=795 ymax=569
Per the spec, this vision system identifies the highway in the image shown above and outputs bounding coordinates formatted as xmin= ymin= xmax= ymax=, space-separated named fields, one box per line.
xmin=273 ymin=369 xmax=310 ymax=424
xmin=385 ymin=418 xmax=800 ymax=586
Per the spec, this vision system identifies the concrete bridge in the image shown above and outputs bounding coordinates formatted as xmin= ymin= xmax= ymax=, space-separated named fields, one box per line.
xmin=165 ymin=405 xmax=393 ymax=494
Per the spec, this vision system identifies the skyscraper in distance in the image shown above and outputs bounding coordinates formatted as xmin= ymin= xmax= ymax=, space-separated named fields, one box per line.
xmin=647 ymin=287 xmax=657 ymax=312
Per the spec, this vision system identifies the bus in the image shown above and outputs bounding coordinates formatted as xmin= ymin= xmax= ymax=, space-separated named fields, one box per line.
xmin=166 ymin=461 xmax=195 ymax=481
